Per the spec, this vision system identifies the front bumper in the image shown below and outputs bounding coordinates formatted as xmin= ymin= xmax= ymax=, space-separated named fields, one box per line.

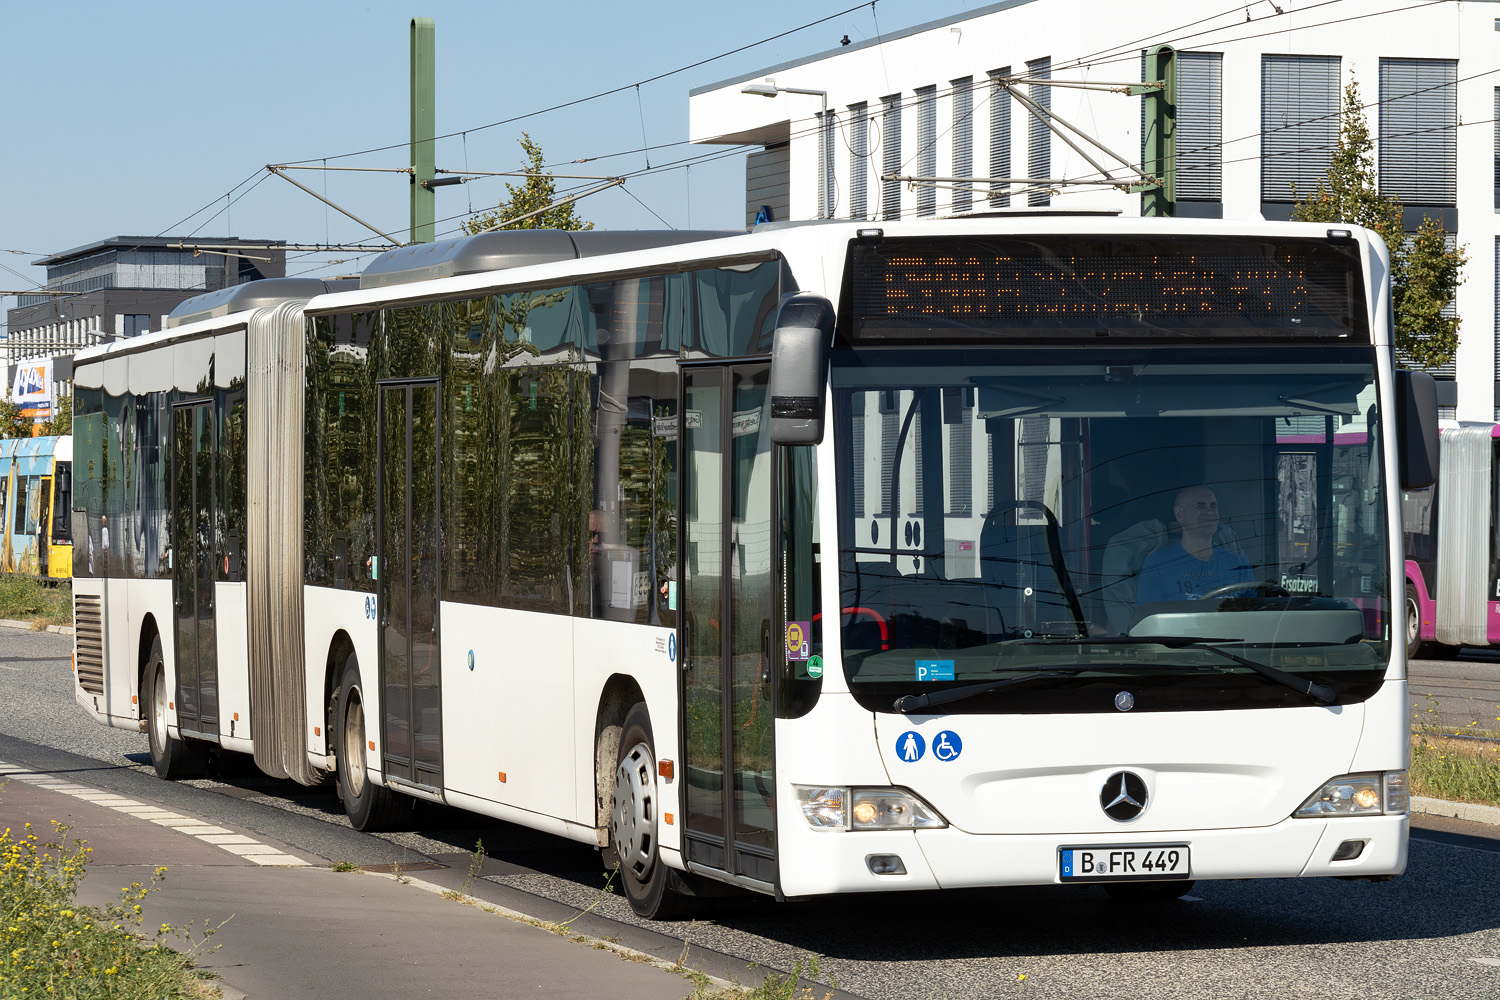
xmin=774 ymin=813 xmax=1408 ymax=897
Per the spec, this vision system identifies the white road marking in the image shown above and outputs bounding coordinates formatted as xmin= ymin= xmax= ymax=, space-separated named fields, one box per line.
xmin=0 ymin=758 xmax=310 ymax=866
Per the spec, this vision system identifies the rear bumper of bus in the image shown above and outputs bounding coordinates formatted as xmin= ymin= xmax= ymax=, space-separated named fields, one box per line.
xmin=775 ymin=814 xmax=1407 ymax=897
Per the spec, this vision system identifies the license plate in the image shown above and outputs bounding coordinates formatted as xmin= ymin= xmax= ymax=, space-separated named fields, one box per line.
xmin=1059 ymin=844 xmax=1190 ymax=882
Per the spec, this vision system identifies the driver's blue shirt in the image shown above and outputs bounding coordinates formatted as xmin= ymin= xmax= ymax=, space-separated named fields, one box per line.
xmin=1135 ymin=543 xmax=1253 ymax=603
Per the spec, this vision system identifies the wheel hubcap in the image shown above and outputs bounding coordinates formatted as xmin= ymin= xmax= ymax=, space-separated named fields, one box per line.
xmin=1407 ymin=596 xmax=1420 ymax=646
xmin=151 ymin=664 xmax=167 ymax=749
xmin=612 ymin=741 xmax=656 ymax=880
xmin=344 ymin=696 xmax=366 ymax=797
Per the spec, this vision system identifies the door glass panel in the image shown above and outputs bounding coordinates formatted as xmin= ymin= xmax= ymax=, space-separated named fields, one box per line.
xmin=683 ymin=371 xmax=725 ymax=839
xmin=172 ymin=407 xmax=197 ymax=725
xmin=381 ymin=387 xmax=413 ymax=781
xmin=410 ymin=384 xmax=441 ymax=779
xmin=195 ymin=405 xmax=218 ymax=727
xmin=730 ymin=367 xmax=775 ymax=852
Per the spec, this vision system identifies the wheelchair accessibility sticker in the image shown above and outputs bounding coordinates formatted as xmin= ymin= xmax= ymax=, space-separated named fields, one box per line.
xmin=932 ymin=730 xmax=963 ymax=761
xmin=896 ymin=731 xmax=926 ymax=762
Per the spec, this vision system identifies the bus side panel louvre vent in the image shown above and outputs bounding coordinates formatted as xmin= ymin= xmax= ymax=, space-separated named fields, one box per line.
xmin=74 ymin=594 xmax=105 ymax=695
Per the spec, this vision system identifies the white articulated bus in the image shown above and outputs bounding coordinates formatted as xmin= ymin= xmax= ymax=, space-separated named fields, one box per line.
xmin=73 ymin=215 xmax=1438 ymax=917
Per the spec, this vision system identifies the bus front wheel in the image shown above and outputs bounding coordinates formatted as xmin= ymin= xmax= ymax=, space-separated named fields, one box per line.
xmin=336 ymin=654 xmax=403 ymax=831
xmin=144 ymin=636 xmax=208 ymax=780
xmin=611 ymin=704 xmax=693 ymax=919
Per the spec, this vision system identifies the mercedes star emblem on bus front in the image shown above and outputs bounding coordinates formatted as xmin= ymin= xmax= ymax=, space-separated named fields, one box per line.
xmin=1101 ymin=772 xmax=1149 ymax=821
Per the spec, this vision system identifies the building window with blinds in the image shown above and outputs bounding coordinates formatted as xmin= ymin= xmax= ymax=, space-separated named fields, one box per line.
xmin=916 ymin=86 xmax=937 ymax=217
xmin=1380 ymin=58 xmax=1457 ymax=224
xmin=1027 ymin=57 xmax=1051 ymax=207
xmin=989 ymin=68 xmax=1011 ymax=208
xmin=850 ymin=102 xmax=869 ymax=219
xmin=882 ymin=94 xmax=902 ymax=221
xmin=952 ymin=77 xmax=974 ymax=213
xmin=1176 ymin=52 xmax=1223 ymax=218
xmin=1260 ymin=54 xmax=1340 ymax=218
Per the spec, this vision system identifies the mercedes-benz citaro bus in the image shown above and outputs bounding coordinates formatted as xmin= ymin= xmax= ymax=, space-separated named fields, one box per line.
xmin=71 ymin=215 xmax=1438 ymax=917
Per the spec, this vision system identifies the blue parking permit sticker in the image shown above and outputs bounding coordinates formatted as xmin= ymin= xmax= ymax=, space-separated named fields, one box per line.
xmin=932 ymin=730 xmax=963 ymax=762
xmin=896 ymin=731 xmax=926 ymax=762
xmin=916 ymin=659 xmax=955 ymax=682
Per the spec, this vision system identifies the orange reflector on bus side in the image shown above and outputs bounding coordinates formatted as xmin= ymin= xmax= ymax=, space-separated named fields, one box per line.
xmin=168 ymin=701 xmax=173 ymax=710
xmin=658 ymin=759 xmax=674 ymax=780
xmin=234 ymin=712 xmax=239 ymax=721
xmin=313 ymin=726 xmax=320 ymax=736
xmin=664 ymin=813 xmax=674 ymax=825
xmin=498 ymin=772 xmax=507 ymax=783
xmin=369 ymin=741 xmax=375 ymax=751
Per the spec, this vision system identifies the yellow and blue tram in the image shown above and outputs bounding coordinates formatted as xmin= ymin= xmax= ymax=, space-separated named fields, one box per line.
xmin=0 ymin=435 xmax=72 ymax=580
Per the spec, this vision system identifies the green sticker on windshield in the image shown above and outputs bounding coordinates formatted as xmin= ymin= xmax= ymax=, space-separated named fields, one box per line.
xmin=806 ymin=655 xmax=824 ymax=679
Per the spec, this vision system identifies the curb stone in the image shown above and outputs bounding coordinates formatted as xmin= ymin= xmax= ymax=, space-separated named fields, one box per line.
xmin=1411 ymin=794 xmax=1500 ymax=826
xmin=0 ymin=617 xmax=73 ymax=635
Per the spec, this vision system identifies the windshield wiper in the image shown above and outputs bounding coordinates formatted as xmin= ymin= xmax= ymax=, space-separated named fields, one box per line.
xmin=1027 ymin=636 xmax=1336 ymax=704
xmin=892 ymin=662 xmax=1214 ymax=714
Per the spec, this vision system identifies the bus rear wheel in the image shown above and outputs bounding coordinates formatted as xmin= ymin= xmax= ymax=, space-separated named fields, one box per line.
xmin=611 ymin=704 xmax=693 ymax=920
xmin=336 ymin=654 xmax=404 ymax=831
xmin=144 ymin=636 xmax=209 ymax=780
xmin=1405 ymin=583 xmax=1426 ymax=660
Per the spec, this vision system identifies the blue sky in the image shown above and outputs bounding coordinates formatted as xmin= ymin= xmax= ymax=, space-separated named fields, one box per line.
xmin=0 ymin=0 xmax=964 ymax=328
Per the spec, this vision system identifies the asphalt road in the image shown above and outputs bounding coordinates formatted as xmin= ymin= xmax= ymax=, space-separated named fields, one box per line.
xmin=7 ymin=626 xmax=1500 ymax=999
xmin=1409 ymin=648 xmax=1500 ymax=734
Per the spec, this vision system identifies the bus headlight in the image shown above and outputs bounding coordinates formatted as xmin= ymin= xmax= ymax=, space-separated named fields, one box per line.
xmin=1294 ymin=771 xmax=1409 ymax=818
xmin=794 ymin=785 xmax=946 ymax=830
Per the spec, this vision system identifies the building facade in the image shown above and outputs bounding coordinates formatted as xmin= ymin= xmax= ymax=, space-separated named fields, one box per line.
xmin=4 ymin=236 xmax=286 ymax=386
xmin=689 ymin=0 xmax=1493 ymax=418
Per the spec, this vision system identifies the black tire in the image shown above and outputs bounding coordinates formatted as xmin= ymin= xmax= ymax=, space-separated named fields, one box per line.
xmin=611 ymin=703 xmax=693 ymax=920
xmin=1104 ymin=879 xmax=1196 ymax=902
xmin=144 ymin=635 xmax=209 ymax=780
xmin=1405 ymin=583 xmax=1426 ymax=660
xmin=336 ymin=653 xmax=405 ymax=831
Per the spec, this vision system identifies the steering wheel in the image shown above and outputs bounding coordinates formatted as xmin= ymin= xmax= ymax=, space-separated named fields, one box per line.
xmin=1194 ymin=580 xmax=1290 ymax=601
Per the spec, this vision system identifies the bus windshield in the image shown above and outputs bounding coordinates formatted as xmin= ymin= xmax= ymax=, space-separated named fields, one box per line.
xmin=831 ymin=346 xmax=1391 ymax=714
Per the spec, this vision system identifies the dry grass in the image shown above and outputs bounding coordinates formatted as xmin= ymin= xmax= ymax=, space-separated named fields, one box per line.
xmin=1409 ymin=731 xmax=1500 ymax=806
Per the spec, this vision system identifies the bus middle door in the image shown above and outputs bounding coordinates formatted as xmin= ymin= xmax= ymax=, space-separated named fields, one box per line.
xmin=170 ymin=401 xmax=219 ymax=741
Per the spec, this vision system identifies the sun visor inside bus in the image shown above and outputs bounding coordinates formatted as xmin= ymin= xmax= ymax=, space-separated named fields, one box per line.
xmin=166 ymin=278 xmax=358 ymax=328
xmin=975 ymin=374 xmax=1369 ymax=420
xmin=357 ymin=230 xmax=738 ymax=289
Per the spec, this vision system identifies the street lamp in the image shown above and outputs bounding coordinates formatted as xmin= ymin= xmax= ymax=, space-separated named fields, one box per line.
xmin=741 ymin=79 xmax=832 ymax=219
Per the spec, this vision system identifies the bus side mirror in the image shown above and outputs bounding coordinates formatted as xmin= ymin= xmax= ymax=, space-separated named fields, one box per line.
xmin=769 ymin=293 xmax=835 ymax=445
xmin=1396 ymin=368 xmax=1439 ymax=489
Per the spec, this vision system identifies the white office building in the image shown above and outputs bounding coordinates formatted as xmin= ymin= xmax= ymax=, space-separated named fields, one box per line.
xmin=689 ymin=0 xmax=1493 ymax=418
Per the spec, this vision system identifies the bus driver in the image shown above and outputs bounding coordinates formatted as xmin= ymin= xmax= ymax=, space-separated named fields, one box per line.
xmin=1135 ymin=485 xmax=1252 ymax=603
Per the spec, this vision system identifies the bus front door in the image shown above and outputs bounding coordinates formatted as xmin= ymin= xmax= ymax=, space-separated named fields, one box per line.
xmin=170 ymin=402 xmax=219 ymax=740
xmin=679 ymin=364 xmax=778 ymax=889
xmin=377 ymin=381 xmax=443 ymax=793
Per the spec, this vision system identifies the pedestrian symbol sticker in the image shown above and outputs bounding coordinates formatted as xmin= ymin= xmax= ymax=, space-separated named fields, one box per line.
xmin=786 ymin=621 xmax=810 ymax=661
xmin=896 ymin=731 xmax=926 ymax=762
xmin=933 ymin=730 xmax=963 ymax=761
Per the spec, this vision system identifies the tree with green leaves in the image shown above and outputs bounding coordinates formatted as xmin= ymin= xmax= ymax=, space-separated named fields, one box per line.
xmin=462 ymin=133 xmax=595 ymax=235
xmin=0 ymin=388 xmax=30 ymax=440
xmin=40 ymin=393 xmax=71 ymax=436
xmin=1291 ymin=79 xmax=1466 ymax=370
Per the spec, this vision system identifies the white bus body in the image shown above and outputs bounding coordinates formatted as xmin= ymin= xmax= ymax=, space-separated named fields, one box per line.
xmin=73 ymin=217 xmax=1421 ymax=916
